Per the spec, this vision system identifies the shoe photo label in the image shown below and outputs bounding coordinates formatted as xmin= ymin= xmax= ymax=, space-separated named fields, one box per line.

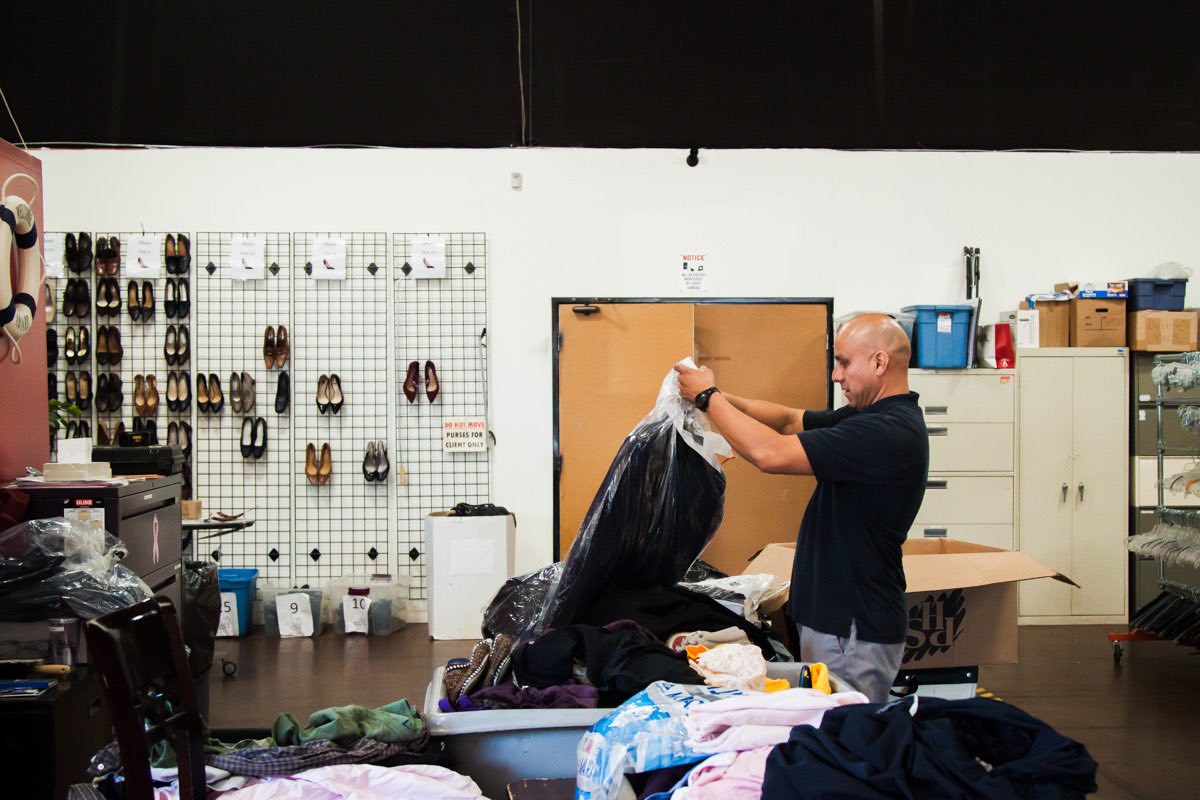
xmin=410 ymin=235 xmax=446 ymax=279
xmin=126 ymin=234 xmax=163 ymax=278
xmin=229 ymin=235 xmax=266 ymax=281
xmin=276 ymin=592 xmax=315 ymax=637
xmin=311 ymin=236 xmax=347 ymax=280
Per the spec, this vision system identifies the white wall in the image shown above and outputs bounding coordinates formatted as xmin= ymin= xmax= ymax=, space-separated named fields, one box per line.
xmin=33 ymin=147 xmax=1200 ymax=575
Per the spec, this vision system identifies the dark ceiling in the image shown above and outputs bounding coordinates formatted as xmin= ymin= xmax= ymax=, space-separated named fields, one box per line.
xmin=6 ymin=1 xmax=1199 ymax=151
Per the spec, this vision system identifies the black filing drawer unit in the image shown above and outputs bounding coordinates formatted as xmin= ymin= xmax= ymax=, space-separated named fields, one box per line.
xmin=22 ymin=475 xmax=185 ymax=608
xmin=0 ymin=672 xmax=112 ymax=800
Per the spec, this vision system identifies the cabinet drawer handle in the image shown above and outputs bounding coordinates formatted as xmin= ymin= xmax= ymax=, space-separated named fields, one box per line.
xmin=926 ymin=480 xmax=948 ymax=489
xmin=924 ymin=406 xmax=949 ymax=415
xmin=923 ymin=528 xmax=948 ymax=538
xmin=927 ymin=427 xmax=949 ymax=437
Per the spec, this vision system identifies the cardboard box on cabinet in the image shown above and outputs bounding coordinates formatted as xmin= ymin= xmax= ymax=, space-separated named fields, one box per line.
xmin=1070 ymin=297 xmax=1126 ymax=347
xmin=1127 ymin=310 xmax=1199 ymax=352
xmin=1019 ymin=299 xmax=1070 ymax=347
xmin=743 ymin=539 xmax=1075 ymax=669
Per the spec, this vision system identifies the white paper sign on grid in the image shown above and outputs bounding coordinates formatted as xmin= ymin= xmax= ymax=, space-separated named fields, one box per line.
xmin=410 ymin=235 xmax=446 ymax=279
xmin=126 ymin=235 xmax=162 ymax=278
xmin=443 ymin=417 xmax=488 ymax=452
xmin=311 ymin=236 xmax=347 ymax=280
xmin=44 ymin=237 xmax=64 ymax=278
xmin=230 ymin=236 xmax=266 ymax=281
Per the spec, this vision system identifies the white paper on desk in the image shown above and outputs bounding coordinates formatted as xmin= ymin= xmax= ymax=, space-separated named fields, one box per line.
xmin=217 ymin=592 xmax=240 ymax=637
xmin=449 ymin=538 xmax=496 ymax=576
xmin=277 ymin=592 xmax=314 ymax=637
xmin=343 ymin=595 xmax=371 ymax=634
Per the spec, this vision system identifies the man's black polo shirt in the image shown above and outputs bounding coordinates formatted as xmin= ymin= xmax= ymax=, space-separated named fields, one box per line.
xmin=789 ymin=392 xmax=929 ymax=644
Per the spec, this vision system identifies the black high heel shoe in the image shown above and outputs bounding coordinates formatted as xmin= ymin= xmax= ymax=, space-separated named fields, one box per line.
xmin=141 ymin=280 xmax=156 ymax=319
xmin=127 ymin=280 xmax=142 ymax=322
xmin=178 ymin=278 xmax=190 ymax=317
xmin=252 ymin=417 xmax=267 ymax=459
xmin=239 ymin=417 xmax=254 ymax=458
xmin=165 ymin=278 xmax=178 ymax=318
xmin=374 ymin=441 xmax=390 ymax=482
xmin=328 ymin=374 xmax=344 ymax=414
xmin=274 ymin=371 xmax=290 ymax=413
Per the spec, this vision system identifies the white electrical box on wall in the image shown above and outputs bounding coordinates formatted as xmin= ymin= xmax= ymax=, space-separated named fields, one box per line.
xmin=425 ymin=513 xmax=516 ymax=639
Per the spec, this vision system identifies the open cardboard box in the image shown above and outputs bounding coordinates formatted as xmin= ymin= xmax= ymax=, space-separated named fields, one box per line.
xmin=744 ymin=539 xmax=1076 ymax=669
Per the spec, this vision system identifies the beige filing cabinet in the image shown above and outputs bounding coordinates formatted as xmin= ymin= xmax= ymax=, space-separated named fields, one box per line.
xmin=906 ymin=369 xmax=1018 ymax=551
xmin=1018 ymin=348 xmax=1129 ymax=624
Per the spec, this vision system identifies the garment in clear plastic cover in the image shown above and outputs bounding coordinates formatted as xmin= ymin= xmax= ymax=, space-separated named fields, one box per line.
xmin=481 ymin=562 xmax=563 ymax=640
xmin=677 ymin=573 xmax=790 ymax=623
xmin=534 ymin=359 xmax=732 ymax=634
xmin=0 ymin=517 xmax=151 ymax=620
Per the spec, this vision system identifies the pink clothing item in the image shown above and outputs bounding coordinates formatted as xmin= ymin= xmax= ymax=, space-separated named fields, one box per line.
xmin=684 ymin=688 xmax=868 ymax=754
xmin=160 ymin=764 xmax=487 ymax=800
xmin=673 ymin=746 xmax=773 ymax=800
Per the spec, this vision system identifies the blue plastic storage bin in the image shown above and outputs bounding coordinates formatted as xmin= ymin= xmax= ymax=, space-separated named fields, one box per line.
xmin=901 ymin=305 xmax=973 ymax=368
xmin=217 ymin=568 xmax=259 ymax=637
xmin=1128 ymin=278 xmax=1186 ymax=311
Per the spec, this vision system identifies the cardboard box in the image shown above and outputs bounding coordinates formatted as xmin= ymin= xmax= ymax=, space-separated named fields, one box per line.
xmin=1000 ymin=309 xmax=1038 ymax=349
xmin=1070 ymin=297 xmax=1126 ymax=347
xmin=1020 ymin=299 xmax=1070 ymax=347
xmin=743 ymin=539 xmax=1074 ymax=669
xmin=1127 ymin=309 xmax=1199 ymax=352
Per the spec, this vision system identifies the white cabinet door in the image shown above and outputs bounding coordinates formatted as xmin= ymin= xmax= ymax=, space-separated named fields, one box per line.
xmin=1019 ymin=356 xmax=1076 ymax=616
xmin=1070 ymin=354 xmax=1128 ymax=616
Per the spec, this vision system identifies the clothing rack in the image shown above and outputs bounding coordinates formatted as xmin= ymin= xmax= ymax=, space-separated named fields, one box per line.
xmin=1111 ymin=351 xmax=1200 ymax=661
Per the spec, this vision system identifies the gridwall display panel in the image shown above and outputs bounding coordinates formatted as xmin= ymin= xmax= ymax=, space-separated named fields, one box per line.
xmin=292 ymin=232 xmax=392 ymax=584
xmin=193 ymin=233 xmax=295 ymax=581
xmin=44 ymin=231 xmax=95 ymax=448
xmin=94 ymin=231 xmax=192 ymax=458
xmin=393 ymin=233 xmax=490 ymax=602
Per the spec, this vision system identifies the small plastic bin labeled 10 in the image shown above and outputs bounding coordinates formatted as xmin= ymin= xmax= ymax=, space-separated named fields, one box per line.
xmin=328 ymin=574 xmax=408 ymax=636
xmin=261 ymin=586 xmax=325 ymax=638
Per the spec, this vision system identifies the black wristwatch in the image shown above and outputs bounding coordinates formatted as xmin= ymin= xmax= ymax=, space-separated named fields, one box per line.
xmin=695 ymin=386 xmax=721 ymax=412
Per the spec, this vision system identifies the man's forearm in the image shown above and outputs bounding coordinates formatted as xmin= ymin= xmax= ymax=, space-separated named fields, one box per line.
xmin=722 ymin=394 xmax=805 ymax=435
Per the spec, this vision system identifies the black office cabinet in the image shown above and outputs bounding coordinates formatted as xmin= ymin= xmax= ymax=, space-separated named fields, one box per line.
xmin=23 ymin=475 xmax=184 ymax=611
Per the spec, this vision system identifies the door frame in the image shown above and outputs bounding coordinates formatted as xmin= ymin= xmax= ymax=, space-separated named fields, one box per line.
xmin=551 ymin=296 xmax=835 ymax=560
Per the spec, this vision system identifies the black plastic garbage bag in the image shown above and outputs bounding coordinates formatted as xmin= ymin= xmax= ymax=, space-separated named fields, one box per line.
xmin=534 ymin=361 xmax=731 ymax=633
xmin=182 ymin=560 xmax=220 ymax=678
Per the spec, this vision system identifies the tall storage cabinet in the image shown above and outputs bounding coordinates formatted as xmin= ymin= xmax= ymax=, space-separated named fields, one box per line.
xmin=906 ymin=369 xmax=1017 ymax=551
xmin=1018 ymin=348 xmax=1128 ymax=623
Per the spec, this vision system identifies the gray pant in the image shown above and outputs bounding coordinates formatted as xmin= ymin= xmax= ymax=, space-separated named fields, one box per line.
xmin=799 ymin=621 xmax=904 ymax=703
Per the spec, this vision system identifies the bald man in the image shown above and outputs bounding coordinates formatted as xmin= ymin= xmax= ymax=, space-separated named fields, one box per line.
xmin=676 ymin=313 xmax=928 ymax=701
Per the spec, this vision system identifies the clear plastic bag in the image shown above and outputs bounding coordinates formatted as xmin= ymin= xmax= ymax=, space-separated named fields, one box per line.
xmin=677 ymin=573 xmax=790 ymax=624
xmin=1153 ymin=261 xmax=1193 ymax=280
xmin=481 ymin=562 xmax=562 ymax=640
xmin=532 ymin=360 xmax=732 ymax=634
xmin=0 ymin=517 xmax=151 ymax=620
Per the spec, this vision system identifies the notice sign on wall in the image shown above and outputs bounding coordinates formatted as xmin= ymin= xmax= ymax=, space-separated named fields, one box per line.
xmin=681 ymin=253 xmax=708 ymax=293
xmin=443 ymin=417 xmax=488 ymax=452
xmin=312 ymin=235 xmax=347 ymax=280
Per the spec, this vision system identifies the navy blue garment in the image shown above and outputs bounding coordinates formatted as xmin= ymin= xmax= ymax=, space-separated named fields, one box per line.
xmin=762 ymin=696 xmax=1098 ymax=799
xmin=793 ymin=393 xmax=929 ymax=643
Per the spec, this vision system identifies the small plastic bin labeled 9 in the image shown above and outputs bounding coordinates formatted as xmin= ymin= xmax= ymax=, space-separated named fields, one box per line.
xmin=328 ymin=574 xmax=408 ymax=636
xmin=262 ymin=586 xmax=325 ymax=638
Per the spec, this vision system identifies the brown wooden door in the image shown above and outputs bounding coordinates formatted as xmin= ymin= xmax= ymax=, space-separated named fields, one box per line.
xmin=695 ymin=304 xmax=828 ymax=574
xmin=556 ymin=303 xmax=695 ymax=558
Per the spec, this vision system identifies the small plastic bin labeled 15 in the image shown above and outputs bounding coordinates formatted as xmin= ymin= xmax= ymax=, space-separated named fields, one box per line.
xmin=261 ymin=586 xmax=325 ymax=638
xmin=216 ymin=568 xmax=259 ymax=638
xmin=328 ymin=574 xmax=408 ymax=635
